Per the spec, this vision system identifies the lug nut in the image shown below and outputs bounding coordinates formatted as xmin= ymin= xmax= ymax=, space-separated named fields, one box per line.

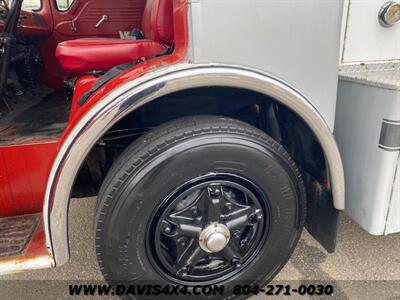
xmin=225 ymin=202 xmax=233 ymax=210
xmin=178 ymin=266 xmax=190 ymax=278
xmin=209 ymin=185 xmax=222 ymax=196
xmin=256 ymin=209 xmax=263 ymax=220
xmin=225 ymin=191 xmax=233 ymax=200
xmin=248 ymin=209 xmax=263 ymax=225
xmin=232 ymin=258 xmax=241 ymax=269
xmin=248 ymin=215 xmax=257 ymax=225
xmin=191 ymin=206 xmax=198 ymax=216
xmin=163 ymin=226 xmax=172 ymax=234
xmin=233 ymin=231 xmax=241 ymax=239
xmin=180 ymin=270 xmax=188 ymax=278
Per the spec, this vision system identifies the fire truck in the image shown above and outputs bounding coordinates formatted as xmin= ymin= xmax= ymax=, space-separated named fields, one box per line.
xmin=0 ymin=0 xmax=398 ymax=297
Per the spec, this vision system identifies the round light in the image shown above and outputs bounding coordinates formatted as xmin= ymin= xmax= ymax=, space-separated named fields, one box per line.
xmin=379 ymin=1 xmax=400 ymax=27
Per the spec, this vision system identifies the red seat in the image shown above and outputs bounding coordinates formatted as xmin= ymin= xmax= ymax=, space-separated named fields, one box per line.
xmin=56 ymin=0 xmax=173 ymax=73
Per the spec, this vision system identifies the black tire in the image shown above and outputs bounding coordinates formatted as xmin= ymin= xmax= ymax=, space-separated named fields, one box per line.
xmin=95 ymin=116 xmax=306 ymax=299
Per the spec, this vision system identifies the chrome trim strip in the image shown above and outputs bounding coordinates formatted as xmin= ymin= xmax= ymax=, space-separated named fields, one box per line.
xmin=379 ymin=145 xmax=400 ymax=151
xmin=382 ymin=119 xmax=400 ymax=125
xmin=379 ymin=119 xmax=400 ymax=151
xmin=44 ymin=63 xmax=345 ymax=266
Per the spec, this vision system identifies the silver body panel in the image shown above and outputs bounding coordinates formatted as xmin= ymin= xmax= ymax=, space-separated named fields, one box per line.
xmin=335 ymin=64 xmax=400 ymax=235
xmin=337 ymin=0 xmax=400 ymax=235
xmin=189 ymin=0 xmax=344 ymax=130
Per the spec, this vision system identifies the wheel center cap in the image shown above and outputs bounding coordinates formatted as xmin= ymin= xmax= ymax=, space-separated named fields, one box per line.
xmin=199 ymin=223 xmax=231 ymax=253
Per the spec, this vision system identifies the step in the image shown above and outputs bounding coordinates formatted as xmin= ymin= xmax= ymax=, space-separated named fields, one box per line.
xmin=0 ymin=214 xmax=40 ymax=258
xmin=0 ymin=214 xmax=54 ymax=275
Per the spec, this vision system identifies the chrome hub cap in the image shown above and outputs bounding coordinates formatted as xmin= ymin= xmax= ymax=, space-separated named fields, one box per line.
xmin=199 ymin=223 xmax=231 ymax=253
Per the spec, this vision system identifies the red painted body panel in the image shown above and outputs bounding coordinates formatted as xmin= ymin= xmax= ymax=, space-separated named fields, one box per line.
xmin=0 ymin=0 xmax=188 ymax=267
xmin=0 ymin=142 xmax=58 ymax=217
xmin=20 ymin=217 xmax=50 ymax=259
xmin=69 ymin=75 xmax=97 ymax=120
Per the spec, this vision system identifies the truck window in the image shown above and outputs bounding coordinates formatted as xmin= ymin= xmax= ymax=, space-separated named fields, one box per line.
xmin=7 ymin=0 xmax=41 ymax=10
xmin=56 ymin=0 xmax=74 ymax=11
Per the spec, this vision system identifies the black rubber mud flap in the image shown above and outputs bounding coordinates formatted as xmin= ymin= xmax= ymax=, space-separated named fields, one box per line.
xmin=304 ymin=174 xmax=339 ymax=253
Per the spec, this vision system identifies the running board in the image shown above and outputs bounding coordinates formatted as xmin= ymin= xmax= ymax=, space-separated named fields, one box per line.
xmin=0 ymin=214 xmax=54 ymax=275
xmin=0 ymin=214 xmax=40 ymax=257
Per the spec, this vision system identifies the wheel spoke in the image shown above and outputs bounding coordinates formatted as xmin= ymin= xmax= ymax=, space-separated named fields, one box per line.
xmin=178 ymin=224 xmax=202 ymax=237
xmin=222 ymin=240 xmax=242 ymax=260
xmin=225 ymin=206 xmax=252 ymax=231
xmin=168 ymin=190 xmax=207 ymax=227
xmin=175 ymin=243 xmax=205 ymax=274
xmin=197 ymin=189 xmax=210 ymax=225
xmin=206 ymin=185 xmax=223 ymax=222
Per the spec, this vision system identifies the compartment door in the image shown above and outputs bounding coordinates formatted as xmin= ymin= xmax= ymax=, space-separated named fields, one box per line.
xmin=342 ymin=0 xmax=400 ymax=63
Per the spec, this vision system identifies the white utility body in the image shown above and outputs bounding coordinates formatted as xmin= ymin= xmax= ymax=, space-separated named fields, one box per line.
xmin=336 ymin=0 xmax=400 ymax=234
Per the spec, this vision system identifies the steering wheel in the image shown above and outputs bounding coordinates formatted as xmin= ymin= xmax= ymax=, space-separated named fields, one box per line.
xmin=0 ymin=0 xmax=23 ymax=112
xmin=0 ymin=0 xmax=9 ymax=17
xmin=1 ymin=0 xmax=9 ymax=9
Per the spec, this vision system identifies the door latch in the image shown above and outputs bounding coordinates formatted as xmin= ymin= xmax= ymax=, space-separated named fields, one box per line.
xmin=95 ymin=15 xmax=109 ymax=28
xmin=70 ymin=18 xmax=77 ymax=32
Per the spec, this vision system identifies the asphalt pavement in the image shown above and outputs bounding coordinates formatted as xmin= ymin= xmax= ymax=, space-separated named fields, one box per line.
xmin=1 ymin=197 xmax=400 ymax=299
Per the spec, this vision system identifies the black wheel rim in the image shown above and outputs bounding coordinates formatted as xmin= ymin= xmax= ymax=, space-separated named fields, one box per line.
xmin=147 ymin=174 xmax=270 ymax=284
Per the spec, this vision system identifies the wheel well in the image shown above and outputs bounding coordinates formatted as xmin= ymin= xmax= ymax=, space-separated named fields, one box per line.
xmin=72 ymin=86 xmax=328 ymax=197
xmin=72 ymin=86 xmax=338 ymax=252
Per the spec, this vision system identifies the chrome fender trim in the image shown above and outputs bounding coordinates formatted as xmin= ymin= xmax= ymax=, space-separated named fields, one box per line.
xmin=44 ymin=63 xmax=345 ymax=266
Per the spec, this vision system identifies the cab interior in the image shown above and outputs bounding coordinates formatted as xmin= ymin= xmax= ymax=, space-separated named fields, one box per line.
xmin=0 ymin=0 xmax=175 ymax=145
